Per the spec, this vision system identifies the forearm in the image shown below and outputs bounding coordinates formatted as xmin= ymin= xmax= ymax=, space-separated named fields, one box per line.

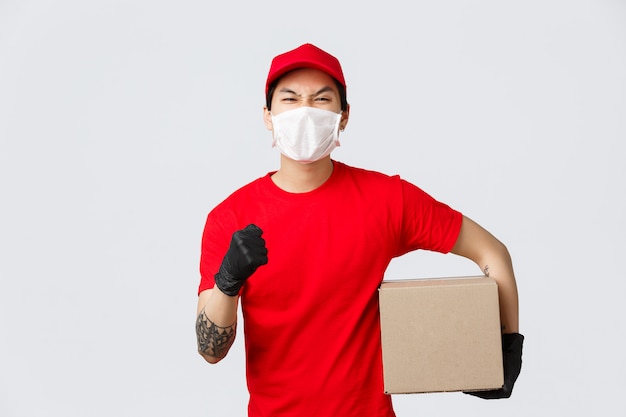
xmin=479 ymin=244 xmax=519 ymax=334
xmin=196 ymin=288 xmax=239 ymax=363
xmin=451 ymin=216 xmax=519 ymax=334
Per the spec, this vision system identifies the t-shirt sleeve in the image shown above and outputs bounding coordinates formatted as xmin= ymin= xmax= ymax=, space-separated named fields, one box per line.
xmin=198 ymin=209 xmax=231 ymax=294
xmin=197 ymin=176 xmax=267 ymax=295
xmin=397 ymin=179 xmax=463 ymax=256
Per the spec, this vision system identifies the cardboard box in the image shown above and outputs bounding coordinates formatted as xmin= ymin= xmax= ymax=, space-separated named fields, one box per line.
xmin=379 ymin=276 xmax=503 ymax=394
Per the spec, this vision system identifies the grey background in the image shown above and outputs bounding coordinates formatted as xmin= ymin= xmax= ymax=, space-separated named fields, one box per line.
xmin=1 ymin=1 xmax=624 ymax=416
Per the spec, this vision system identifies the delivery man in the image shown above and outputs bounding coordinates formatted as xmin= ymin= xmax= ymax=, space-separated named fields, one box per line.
xmin=196 ymin=43 xmax=524 ymax=417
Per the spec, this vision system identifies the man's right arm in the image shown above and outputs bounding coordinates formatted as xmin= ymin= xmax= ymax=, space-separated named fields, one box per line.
xmin=195 ymin=224 xmax=268 ymax=364
xmin=196 ymin=288 xmax=239 ymax=364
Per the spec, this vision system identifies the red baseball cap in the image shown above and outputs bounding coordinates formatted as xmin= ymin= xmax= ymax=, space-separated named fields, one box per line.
xmin=265 ymin=43 xmax=346 ymax=94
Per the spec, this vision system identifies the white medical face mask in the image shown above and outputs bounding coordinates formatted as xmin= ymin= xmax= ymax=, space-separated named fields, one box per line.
xmin=270 ymin=107 xmax=342 ymax=163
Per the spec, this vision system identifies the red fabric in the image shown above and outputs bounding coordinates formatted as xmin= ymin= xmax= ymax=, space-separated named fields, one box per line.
xmin=199 ymin=161 xmax=462 ymax=417
xmin=265 ymin=43 xmax=346 ymax=94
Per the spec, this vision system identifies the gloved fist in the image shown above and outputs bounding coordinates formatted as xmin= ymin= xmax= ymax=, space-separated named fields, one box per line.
xmin=214 ymin=224 xmax=268 ymax=296
xmin=465 ymin=332 xmax=524 ymax=399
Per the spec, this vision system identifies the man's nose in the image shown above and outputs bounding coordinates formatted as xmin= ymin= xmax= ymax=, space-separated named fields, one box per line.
xmin=300 ymin=97 xmax=315 ymax=107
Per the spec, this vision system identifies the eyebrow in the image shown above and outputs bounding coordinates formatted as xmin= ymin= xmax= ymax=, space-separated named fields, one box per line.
xmin=277 ymin=86 xmax=336 ymax=96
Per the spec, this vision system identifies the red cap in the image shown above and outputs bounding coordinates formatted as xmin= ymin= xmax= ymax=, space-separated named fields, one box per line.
xmin=265 ymin=43 xmax=346 ymax=94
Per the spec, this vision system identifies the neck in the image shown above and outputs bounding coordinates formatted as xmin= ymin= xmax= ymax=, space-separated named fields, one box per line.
xmin=271 ymin=156 xmax=334 ymax=193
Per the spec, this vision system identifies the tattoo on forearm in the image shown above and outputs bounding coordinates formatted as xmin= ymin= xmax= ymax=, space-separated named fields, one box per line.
xmin=483 ymin=265 xmax=490 ymax=277
xmin=196 ymin=309 xmax=236 ymax=359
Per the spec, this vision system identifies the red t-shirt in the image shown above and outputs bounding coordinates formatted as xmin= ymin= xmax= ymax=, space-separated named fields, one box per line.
xmin=199 ymin=161 xmax=463 ymax=417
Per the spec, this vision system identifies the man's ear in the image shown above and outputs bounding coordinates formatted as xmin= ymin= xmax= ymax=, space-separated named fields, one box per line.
xmin=339 ymin=104 xmax=350 ymax=131
xmin=263 ymin=107 xmax=273 ymax=131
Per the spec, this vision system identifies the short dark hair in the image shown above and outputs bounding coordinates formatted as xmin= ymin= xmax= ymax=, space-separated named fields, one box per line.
xmin=265 ymin=77 xmax=348 ymax=112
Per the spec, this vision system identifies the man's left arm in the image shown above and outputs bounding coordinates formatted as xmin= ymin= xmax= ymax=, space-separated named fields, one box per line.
xmin=451 ymin=215 xmax=518 ymax=333
xmin=451 ymin=215 xmax=524 ymax=399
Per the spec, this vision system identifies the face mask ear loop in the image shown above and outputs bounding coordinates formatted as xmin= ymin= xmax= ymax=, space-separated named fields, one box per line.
xmin=269 ymin=112 xmax=279 ymax=147
xmin=335 ymin=112 xmax=343 ymax=146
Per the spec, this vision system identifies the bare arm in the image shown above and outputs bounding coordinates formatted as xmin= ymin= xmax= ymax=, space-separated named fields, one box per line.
xmin=196 ymin=288 xmax=239 ymax=364
xmin=451 ymin=215 xmax=519 ymax=334
xmin=196 ymin=224 xmax=268 ymax=364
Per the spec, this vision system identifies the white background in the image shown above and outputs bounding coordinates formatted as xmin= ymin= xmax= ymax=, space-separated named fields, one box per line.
xmin=1 ymin=1 xmax=624 ymax=416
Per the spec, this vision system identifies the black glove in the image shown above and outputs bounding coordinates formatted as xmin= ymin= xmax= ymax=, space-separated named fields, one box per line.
xmin=214 ymin=224 xmax=268 ymax=296
xmin=465 ymin=332 xmax=524 ymax=399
